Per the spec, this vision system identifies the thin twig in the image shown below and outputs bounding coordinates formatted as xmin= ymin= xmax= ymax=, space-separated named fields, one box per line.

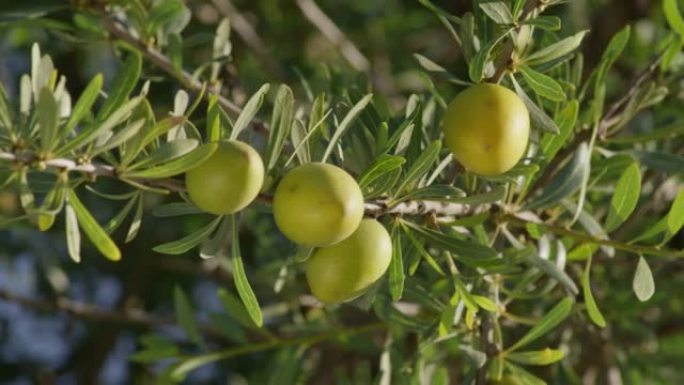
xmin=488 ymin=0 xmax=542 ymax=84
xmin=597 ymin=55 xmax=664 ymax=137
xmin=526 ymin=54 xmax=665 ymax=198
xmin=502 ymin=213 xmax=684 ymax=258
xmin=211 ymin=0 xmax=286 ymax=79
xmin=175 ymin=322 xmax=385 ymax=370
xmin=101 ymin=16 xmax=268 ymax=135
xmin=295 ymin=0 xmax=370 ymax=72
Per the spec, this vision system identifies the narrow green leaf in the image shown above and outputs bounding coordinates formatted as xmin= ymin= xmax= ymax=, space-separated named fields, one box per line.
xmin=127 ymin=139 xmax=199 ymax=171
xmin=525 ymin=252 xmax=579 ymax=295
xmin=469 ymin=32 xmax=508 ymax=82
xmin=322 ymin=94 xmax=373 ymax=163
xmin=511 ymin=75 xmax=560 ymax=134
xmin=211 ymin=17 xmax=232 ymax=82
xmin=472 ymin=295 xmax=497 ymax=312
xmin=58 ymin=96 xmax=143 ymax=155
xmin=667 ymin=189 xmax=684 ymax=235
xmin=524 ymin=31 xmax=588 ymax=66
xmin=582 ymin=256 xmax=607 ymax=328
xmin=404 ymin=222 xmax=498 ymax=261
xmin=522 ymin=15 xmax=561 ymax=31
xmin=605 ymin=162 xmax=641 ymax=231
xmin=479 ymin=2 xmax=513 ymax=24
xmin=414 ymin=53 xmax=471 ymax=86
xmin=519 ymin=65 xmax=566 ymax=102
xmin=129 ymin=346 xmax=179 ymax=363
xmin=123 ymin=142 xmax=218 ymax=179
xmin=358 ymin=154 xmax=406 ymax=190
xmin=265 ymin=85 xmax=295 ymax=170
xmin=97 ymin=52 xmax=142 ymax=120
xmin=389 ymin=228 xmax=405 ymax=301
xmin=507 ymin=348 xmax=565 ymax=366
xmin=125 ymin=195 xmax=144 ymax=243
xmin=153 ymin=216 xmax=222 ymax=255
xmin=217 ymin=288 xmax=260 ymax=329
xmin=104 ymin=195 xmax=138 ymax=234
xmin=395 ymin=184 xmax=466 ymax=203
xmin=526 ymin=142 xmax=589 ymax=209
xmin=507 ymin=297 xmax=573 ymax=352
xmin=200 ymin=216 xmax=231 ymax=259
xmin=393 ymin=140 xmax=441 ymax=197
xmin=540 ymin=100 xmax=579 ymax=161
xmin=633 ymin=256 xmax=655 ymax=302
xmin=92 ymin=119 xmax=146 ymax=156
xmin=206 ymin=95 xmax=222 ymax=141
xmin=596 ymin=26 xmax=631 ymax=85
xmin=230 ymin=215 xmax=263 ymax=327
xmin=174 ymin=286 xmax=203 ymax=344
xmin=664 ymin=0 xmax=684 ymax=36
xmin=66 ymin=189 xmax=121 ymax=261
xmin=37 ymin=88 xmax=59 ymax=152
xmin=401 ymin=224 xmax=446 ymax=275
xmin=504 ymin=362 xmax=546 ymax=385
xmin=0 ymin=82 xmax=14 ymax=130
xmin=65 ymin=201 xmax=81 ymax=263
xmin=633 ymin=151 xmax=684 ymax=174
xmin=230 ymin=84 xmax=270 ymax=140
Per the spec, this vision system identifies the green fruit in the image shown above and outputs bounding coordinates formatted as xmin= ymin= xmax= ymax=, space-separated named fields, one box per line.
xmin=442 ymin=83 xmax=530 ymax=176
xmin=273 ymin=162 xmax=364 ymax=247
xmin=306 ymin=219 xmax=392 ymax=304
xmin=186 ymin=140 xmax=264 ymax=215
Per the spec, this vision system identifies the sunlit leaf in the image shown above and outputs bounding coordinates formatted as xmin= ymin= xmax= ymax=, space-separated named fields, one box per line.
xmin=123 ymin=142 xmax=218 ymax=179
xmin=66 ymin=189 xmax=121 ymax=261
xmin=507 ymin=297 xmax=573 ymax=351
xmin=230 ymin=215 xmax=263 ymax=327
xmin=507 ymin=348 xmax=565 ymax=366
xmin=230 ymin=84 xmax=270 ymax=140
xmin=633 ymin=256 xmax=655 ymax=302
xmin=524 ymin=30 xmax=588 ymax=66
xmin=153 ymin=216 xmax=222 ymax=255
xmin=322 ymin=93 xmax=373 ymax=163
xmin=582 ymin=256 xmax=607 ymax=328
xmin=605 ymin=162 xmax=641 ymax=231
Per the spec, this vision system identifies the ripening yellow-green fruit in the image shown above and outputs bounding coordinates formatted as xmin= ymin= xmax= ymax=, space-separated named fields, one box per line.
xmin=306 ymin=218 xmax=392 ymax=304
xmin=186 ymin=140 xmax=264 ymax=215
xmin=442 ymin=83 xmax=530 ymax=176
xmin=273 ymin=162 xmax=364 ymax=247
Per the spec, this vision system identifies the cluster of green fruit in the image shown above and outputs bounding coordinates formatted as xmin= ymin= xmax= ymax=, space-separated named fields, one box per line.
xmin=184 ymin=83 xmax=530 ymax=304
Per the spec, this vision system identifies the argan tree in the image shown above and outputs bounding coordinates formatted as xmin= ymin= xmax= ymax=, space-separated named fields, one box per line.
xmin=0 ymin=0 xmax=683 ymax=384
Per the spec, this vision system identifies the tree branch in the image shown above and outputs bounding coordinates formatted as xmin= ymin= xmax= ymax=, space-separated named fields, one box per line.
xmin=295 ymin=0 xmax=370 ymax=73
xmin=501 ymin=213 xmax=684 ymax=258
xmin=101 ymin=17 xmax=268 ymax=135
xmin=0 ymin=150 xmax=481 ymax=217
xmin=0 ymin=288 xmax=231 ymax=342
xmin=172 ymin=322 xmax=385 ymax=373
